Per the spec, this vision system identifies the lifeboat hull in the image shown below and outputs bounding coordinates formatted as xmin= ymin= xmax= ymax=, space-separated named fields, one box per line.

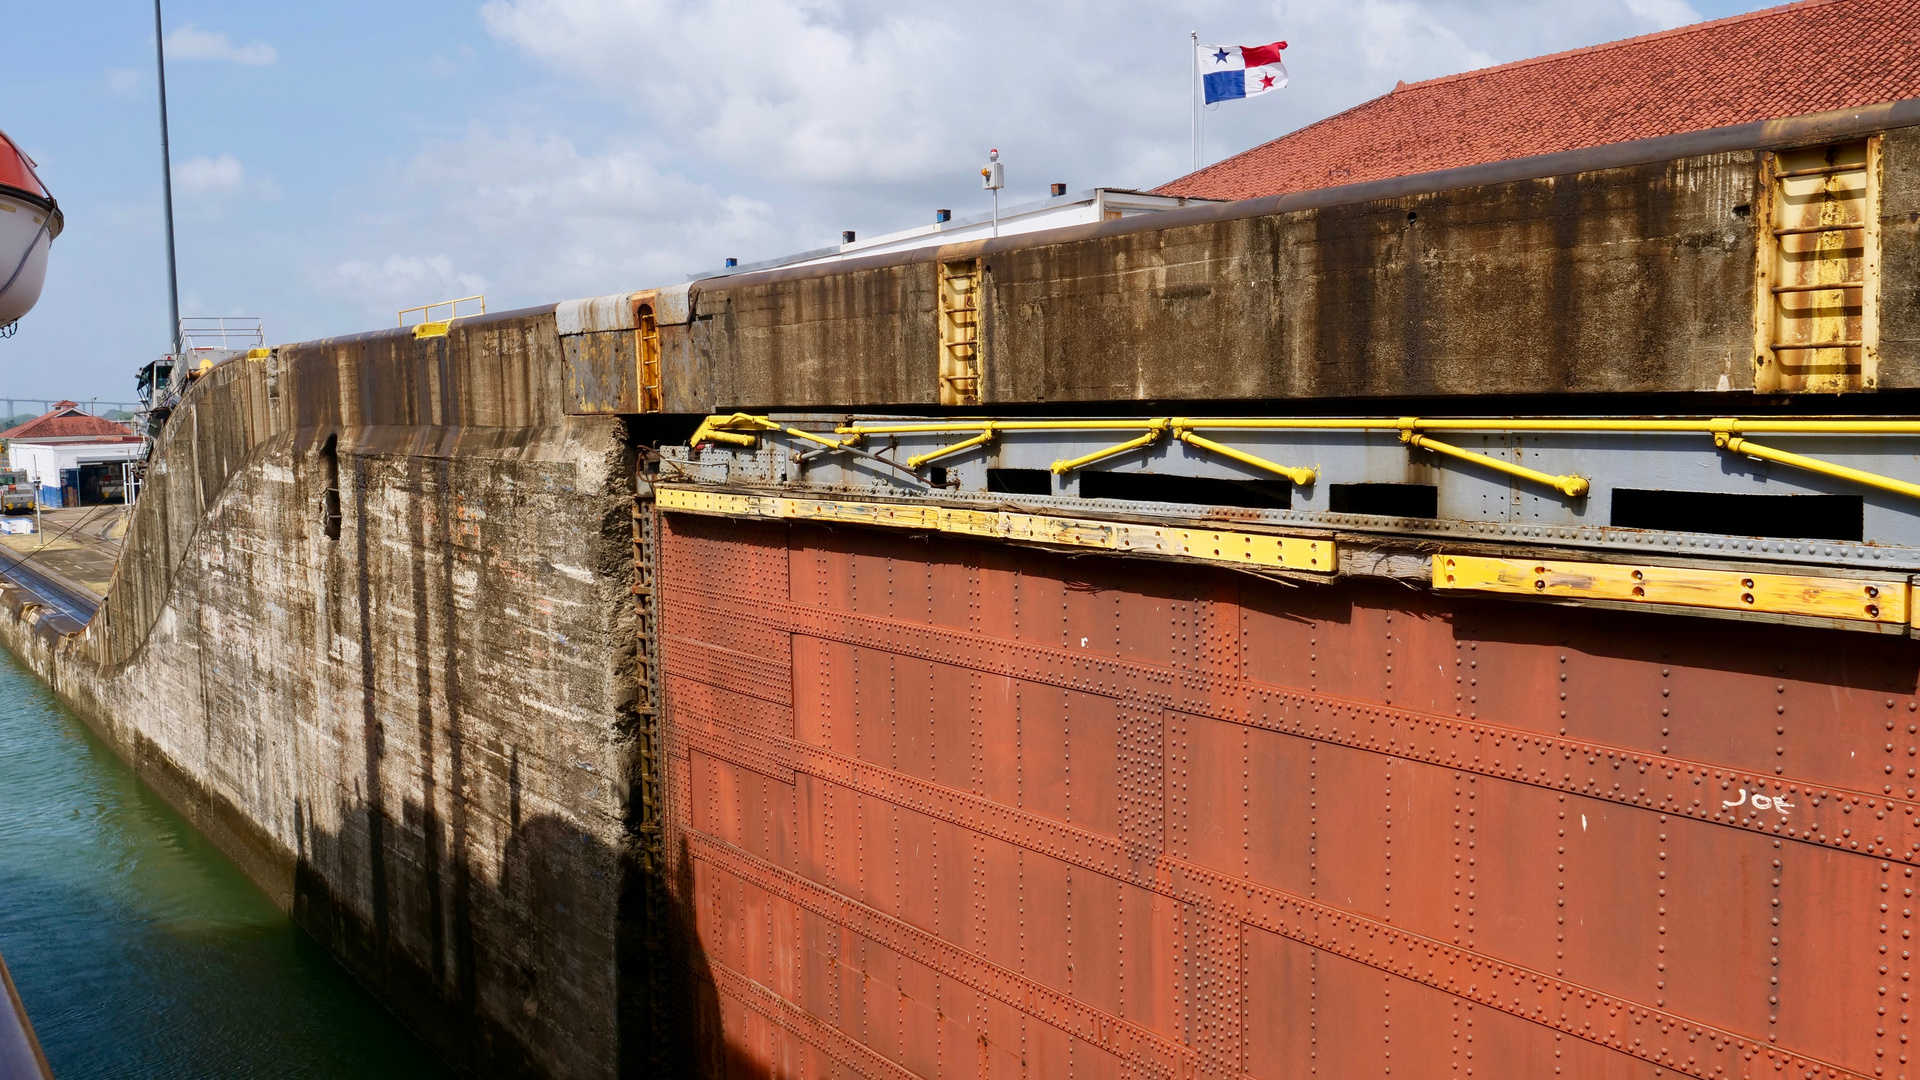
xmin=0 ymin=127 xmax=59 ymax=328
xmin=0 ymin=187 xmax=52 ymax=327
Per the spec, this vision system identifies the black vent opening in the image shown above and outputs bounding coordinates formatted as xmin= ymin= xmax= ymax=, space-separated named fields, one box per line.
xmin=987 ymin=468 xmax=1052 ymax=496
xmin=1079 ymin=471 xmax=1291 ymax=510
xmin=1610 ymin=489 xmax=1863 ymax=542
xmin=319 ymin=433 xmax=342 ymax=541
xmin=1329 ymin=483 xmax=1439 ymax=519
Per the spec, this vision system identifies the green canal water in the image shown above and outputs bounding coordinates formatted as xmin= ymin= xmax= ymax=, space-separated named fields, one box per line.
xmin=0 ymin=647 xmax=451 ymax=1079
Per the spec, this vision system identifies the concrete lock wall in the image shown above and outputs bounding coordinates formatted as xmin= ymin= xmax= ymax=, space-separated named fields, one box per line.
xmin=621 ymin=115 xmax=1918 ymax=413
xmin=0 ymin=310 xmax=649 ymax=1080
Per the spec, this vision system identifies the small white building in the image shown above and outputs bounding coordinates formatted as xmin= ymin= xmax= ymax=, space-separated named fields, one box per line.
xmin=0 ymin=401 xmax=142 ymax=507
xmin=691 ymin=187 xmax=1216 ymax=279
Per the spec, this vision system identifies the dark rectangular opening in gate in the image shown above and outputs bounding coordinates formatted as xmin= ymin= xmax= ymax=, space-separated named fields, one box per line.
xmin=1078 ymin=470 xmax=1292 ymax=509
xmin=987 ymin=468 xmax=1052 ymax=496
xmin=1329 ymin=483 xmax=1439 ymax=518
xmin=1609 ymin=488 xmax=1863 ymax=541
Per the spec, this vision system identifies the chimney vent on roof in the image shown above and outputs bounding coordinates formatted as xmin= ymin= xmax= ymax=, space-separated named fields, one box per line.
xmin=842 ymin=230 xmax=856 ymax=244
xmin=1050 ymin=183 xmax=1066 ymax=197
xmin=1393 ymin=79 xmax=1405 ymax=91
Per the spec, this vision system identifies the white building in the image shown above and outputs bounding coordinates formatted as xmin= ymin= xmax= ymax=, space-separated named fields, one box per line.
xmin=0 ymin=401 xmax=143 ymax=506
xmin=691 ymin=187 xmax=1216 ymax=279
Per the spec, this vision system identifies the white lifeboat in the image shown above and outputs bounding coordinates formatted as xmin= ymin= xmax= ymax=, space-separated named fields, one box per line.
xmin=0 ymin=127 xmax=62 ymax=328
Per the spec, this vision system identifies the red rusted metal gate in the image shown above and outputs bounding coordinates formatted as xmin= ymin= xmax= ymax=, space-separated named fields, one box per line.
xmin=659 ymin=510 xmax=1919 ymax=1079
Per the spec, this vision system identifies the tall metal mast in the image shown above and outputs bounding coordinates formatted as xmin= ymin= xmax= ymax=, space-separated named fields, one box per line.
xmin=153 ymin=0 xmax=181 ymax=357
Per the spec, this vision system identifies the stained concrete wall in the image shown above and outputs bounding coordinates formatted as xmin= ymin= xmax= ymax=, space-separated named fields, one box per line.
xmin=647 ymin=122 xmax=1920 ymax=412
xmin=0 ymin=311 xmax=648 ymax=1080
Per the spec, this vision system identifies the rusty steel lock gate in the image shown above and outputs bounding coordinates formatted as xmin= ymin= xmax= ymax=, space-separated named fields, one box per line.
xmin=656 ymin=510 xmax=1920 ymax=1079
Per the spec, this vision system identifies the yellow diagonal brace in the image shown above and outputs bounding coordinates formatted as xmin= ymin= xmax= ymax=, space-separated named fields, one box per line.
xmin=1051 ymin=423 xmax=1165 ymax=474
xmin=1402 ymin=431 xmax=1589 ymax=498
xmin=908 ymin=424 xmax=995 ymax=469
xmin=1175 ymin=429 xmax=1316 ymax=485
xmin=689 ymin=413 xmax=761 ymax=446
xmin=1715 ymin=434 xmax=1920 ymax=501
xmin=779 ymin=425 xmax=845 ymax=451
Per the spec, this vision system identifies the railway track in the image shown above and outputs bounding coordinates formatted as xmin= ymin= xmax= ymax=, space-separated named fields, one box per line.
xmin=0 ymin=555 xmax=97 ymax=624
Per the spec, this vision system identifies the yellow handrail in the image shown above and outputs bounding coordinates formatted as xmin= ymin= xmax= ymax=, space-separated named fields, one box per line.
xmin=397 ymin=295 xmax=486 ymax=327
xmin=842 ymin=416 xmax=1920 ymax=437
xmin=709 ymin=412 xmax=1920 ymax=504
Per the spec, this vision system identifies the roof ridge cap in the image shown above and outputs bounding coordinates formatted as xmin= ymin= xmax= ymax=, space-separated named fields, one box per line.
xmin=1394 ymin=0 xmax=1850 ymax=94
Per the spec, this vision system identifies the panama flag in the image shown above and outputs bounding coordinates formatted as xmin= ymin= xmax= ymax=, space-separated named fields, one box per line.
xmin=1200 ymin=41 xmax=1288 ymax=103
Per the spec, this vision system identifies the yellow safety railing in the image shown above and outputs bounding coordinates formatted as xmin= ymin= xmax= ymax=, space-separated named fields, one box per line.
xmin=684 ymin=413 xmax=1920 ymax=504
xmin=397 ymin=295 xmax=486 ymax=327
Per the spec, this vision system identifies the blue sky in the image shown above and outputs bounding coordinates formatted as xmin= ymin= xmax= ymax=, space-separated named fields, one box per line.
xmin=2 ymin=0 xmax=1775 ymax=403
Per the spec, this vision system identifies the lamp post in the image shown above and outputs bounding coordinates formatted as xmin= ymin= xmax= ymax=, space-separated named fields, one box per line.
xmin=981 ymin=149 xmax=1004 ymax=238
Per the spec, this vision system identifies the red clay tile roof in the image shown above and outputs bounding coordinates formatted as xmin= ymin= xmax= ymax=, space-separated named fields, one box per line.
xmin=1156 ymin=0 xmax=1920 ymax=201
xmin=0 ymin=401 xmax=137 ymax=441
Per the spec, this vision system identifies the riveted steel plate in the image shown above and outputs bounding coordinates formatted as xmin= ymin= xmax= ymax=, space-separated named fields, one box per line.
xmin=659 ymin=508 xmax=1920 ymax=1079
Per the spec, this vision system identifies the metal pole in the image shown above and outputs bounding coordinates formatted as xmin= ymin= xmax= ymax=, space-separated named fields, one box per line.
xmin=1192 ymin=31 xmax=1200 ymax=172
xmin=991 ymin=189 xmax=999 ymax=238
xmin=153 ymin=0 xmax=182 ymax=357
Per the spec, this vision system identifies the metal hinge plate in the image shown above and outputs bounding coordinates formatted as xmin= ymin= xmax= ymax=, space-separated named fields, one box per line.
xmin=1433 ymin=553 xmax=1905 ymax=625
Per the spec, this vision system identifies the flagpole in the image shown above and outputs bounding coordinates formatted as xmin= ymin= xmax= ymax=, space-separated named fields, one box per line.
xmin=154 ymin=0 xmax=182 ymax=357
xmin=1190 ymin=31 xmax=1199 ymax=171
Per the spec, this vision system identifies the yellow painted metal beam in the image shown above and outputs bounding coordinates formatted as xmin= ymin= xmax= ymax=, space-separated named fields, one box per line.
xmin=1401 ymin=431 xmax=1589 ymax=498
xmin=1433 ymin=553 xmax=1906 ymax=625
xmin=657 ymin=486 xmax=1334 ymax=573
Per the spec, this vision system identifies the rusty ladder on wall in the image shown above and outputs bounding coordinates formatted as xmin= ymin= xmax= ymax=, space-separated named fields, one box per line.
xmin=635 ymin=305 xmax=663 ymax=414
xmin=630 ymin=470 xmax=669 ymax=1064
xmin=1754 ymin=136 xmax=1881 ymax=392
xmin=938 ymin=261 xmax=982 ymax=406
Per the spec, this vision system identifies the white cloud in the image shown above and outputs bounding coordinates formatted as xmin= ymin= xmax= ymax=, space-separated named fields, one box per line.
xmin=318 ymin=127 xmax=777 ymax=317
xmin=1349 ymin=1 xmax=1494 ymax=76
xmin=332 ymin=255 xmax=488 ymax=307
xmin=173 ymin=154 xmax=247 ymax=194
xmin=104 ymin=68 xmax=140 ymax=94
xmin=476 ymin=0 xmax=1709 ymax=202
xmin=165 ymin=24 xmax=278 ymax=66
xmin=1624 ymin=0 xmax=1704 ymax=29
